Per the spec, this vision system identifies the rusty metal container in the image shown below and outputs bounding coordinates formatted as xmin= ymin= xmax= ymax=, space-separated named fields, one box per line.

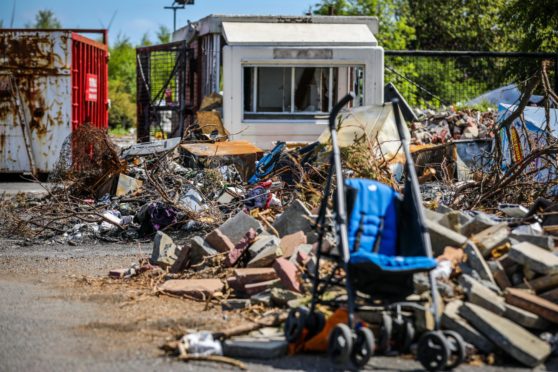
xmin=0 ymin=29 xmax=108 ymax=174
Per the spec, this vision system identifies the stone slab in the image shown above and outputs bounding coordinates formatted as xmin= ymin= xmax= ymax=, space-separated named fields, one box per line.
xmin=471 ymin=223 xmax=510 ymax=258
xmin=425 ymin=219 xmax=467 ymax=256
xmin=508 ymin=241 xmax=558 ymax=275
xmin=279 ymin=231 xmax=307 ymax=258
xmin=442 ymin=300 xmax=494 ymax=353
xmin=219 ymin=211 xmax=262 ymax=245
xmin=234 ymin=268 xmax=278 ymax=286
xmin=511 ymin=233 xmax=554 ymax=251
xmin=462 ymin=241 xmax=496 ymax=285
xmin=248 ymin=235 xmax=281 ymax=259
xmin=151 ymin=231 xmax=179 ymax=267
xmin=459 ymin=302 xmax=551 ymax=367
xmin=248 ymin=243 xmax=283 ymax=268
xmin=459 ymin=274 xmax=506 ymax=315
xmin=189 ymin=236 xmax=218 ymax=265
xmin=158 ymin=279 xmax=223 ymax=300
xmin=205 ymin=228 xmax=235 ymax=253
xmin=272 ymin=200 xmax=314 ymax=239
xmin=504 ymin=303 xmax=550 ymax=330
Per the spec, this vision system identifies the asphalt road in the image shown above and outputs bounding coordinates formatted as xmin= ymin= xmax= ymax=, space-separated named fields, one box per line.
xmin=0 ymin=239 xmax=541 ymax=371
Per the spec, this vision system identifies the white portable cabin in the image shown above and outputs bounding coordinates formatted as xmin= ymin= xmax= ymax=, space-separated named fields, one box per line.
xmin=173 ymin=15 xmax=384 ymax=149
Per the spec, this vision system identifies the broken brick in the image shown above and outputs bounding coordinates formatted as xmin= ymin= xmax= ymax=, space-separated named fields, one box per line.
xmin=234 ymin=268 xmax=278 ymax=286
xmin=205 ymin=228 xmax=235 ymax=252
xmin=158 ymin=279 xmax=223 ymax=300
xmin=279 ymin=231 xmax=307 ymax=258
xmin=225 ymin=228 xmax=257 ymax=267
xmin=244 ymin=279 xmax=281 ymax=295
xmin=273 ymin=258 xmax=301 ymax=292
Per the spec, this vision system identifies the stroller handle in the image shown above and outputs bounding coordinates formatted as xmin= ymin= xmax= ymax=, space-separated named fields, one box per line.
xmin=329 ymin=92 xmax=355 ymax=131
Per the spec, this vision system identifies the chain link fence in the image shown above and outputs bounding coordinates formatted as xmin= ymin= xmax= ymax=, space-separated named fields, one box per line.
xmin=385 ymin=51 xmax=558 ymax=108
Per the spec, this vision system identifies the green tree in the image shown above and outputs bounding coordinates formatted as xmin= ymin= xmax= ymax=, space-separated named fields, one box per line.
xmin=503 ymin=0 xmax=558 ymax=53
xmin=140 ymin=32 xmax=152 ymax=46
xmin=156 ymin=25 xmax=171 ymax=44
xmin=29 ymin=10 xmax=62 ymax=29
xmin=108 ymin=34 xmax=137 ymax=128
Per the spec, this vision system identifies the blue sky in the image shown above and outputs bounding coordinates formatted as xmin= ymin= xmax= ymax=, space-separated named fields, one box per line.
xmin=1 ymin=0 xmax=319 ymax=45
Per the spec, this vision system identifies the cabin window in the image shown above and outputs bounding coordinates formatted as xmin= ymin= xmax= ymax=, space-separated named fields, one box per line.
xmin=243 ymin=65 xmax=364 ymax=121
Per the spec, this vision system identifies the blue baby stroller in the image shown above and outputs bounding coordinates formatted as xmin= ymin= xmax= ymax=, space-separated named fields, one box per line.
xmin=284 ymin=94 xmax=466 ymax=371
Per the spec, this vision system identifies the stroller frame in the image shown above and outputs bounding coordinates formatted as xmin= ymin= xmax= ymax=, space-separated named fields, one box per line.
xmin=284 ymin=94 xmax=466 ymax=371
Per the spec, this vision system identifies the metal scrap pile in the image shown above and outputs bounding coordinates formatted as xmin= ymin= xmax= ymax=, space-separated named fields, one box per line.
xmin=411 ymin=108 xmax=497 ymax=144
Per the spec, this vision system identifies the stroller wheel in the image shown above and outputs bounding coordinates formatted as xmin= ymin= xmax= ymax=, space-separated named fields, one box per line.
xmin=379 ymin=312 xmax=393 ymax=354
xmin=306 ymin=311 xmax=326 ymax=338
xmin=417 ymin=331 xmax=450 ymax=372
xmin=284 ymin=307 xmax=309 ymax=343
xmin=328 ymin=323 xmax=354 ymax=364
xmin=350 ymin=327 xmax=375 ymax=368
xmin=443 ymin=330 xmax=466 ymax=369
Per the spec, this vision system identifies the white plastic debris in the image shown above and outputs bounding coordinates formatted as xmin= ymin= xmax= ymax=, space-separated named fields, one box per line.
xmin=179 ymin=331 xmax=222 ymax=356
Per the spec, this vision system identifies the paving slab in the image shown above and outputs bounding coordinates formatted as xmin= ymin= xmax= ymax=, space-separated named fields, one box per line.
xmin=441 ymin=300 xmax=494 ymax=353
xmin=462 ymin=241 xmax=496 ymax=285
xmin=508 ymin=241 xmax=558 ymax=275
xmin=425 ymin=219 xmax=467 ymax=256
xmin=219 ymin=211 xmax=263 ymax=245
xmin=272 ymin=200 xmax=314 ymax=240
xmin=471 ymin=223 xmax=510 ymax=258
xmin=248 ymin=242 xmax=283 ymax=268
xmin=459 ymin=302 xmax=551 ymax=367
xmin=189 ymin=236 xmax=218 ymax=265
xmin=503 ymin=303 xmax=550 ymax=330
xmin=158 ymin=279 xmax=223 ymax=300
xmin=459 ymin=274 xmax=506 ymax=315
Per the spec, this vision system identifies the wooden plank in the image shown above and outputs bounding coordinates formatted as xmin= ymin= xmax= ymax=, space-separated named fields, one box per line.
xmin=505 ymin=288 xmax=558 ymax=324
xmin=517 ymin=273 xmax=558 ymax=293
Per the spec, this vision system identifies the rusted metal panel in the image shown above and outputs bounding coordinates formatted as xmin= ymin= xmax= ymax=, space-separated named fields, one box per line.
xmin=0 ymin=30 xmax=108 ymax=173
xmin=0 ymin=31 xmax=72 ymax=173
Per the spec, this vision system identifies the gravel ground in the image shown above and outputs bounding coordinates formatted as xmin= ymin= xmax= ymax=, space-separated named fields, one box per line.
xmin=0 ymin=239 xmax=546 ymax=371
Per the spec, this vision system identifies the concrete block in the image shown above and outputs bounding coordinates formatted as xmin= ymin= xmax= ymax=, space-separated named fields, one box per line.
xmin=223 ymin=338 xmax=287 ymax=359
xmin=248 ymin=235 xmax=281 ymax=258
xmin=504 ymin=303 xmax=550 ymax=330
xmin=425 ymin=219 xmax=467 ymax=256
xmin=205 ymin=228 xmax=235 ymax=253
xmin=459 ymin=302 xmax=551 ymax=367
xmin=279 ymin=231 xmax=307 ymax=258
xmin=234 ymin=268 xmax=278 ymax=286
xmin=247 ymin=242 xmax=283 ymax=268
xmin=440 ymin=211 xmax=473 ymax=233
xmin=459 ymin=275 xmax=506 ymax=315
xmin=460 ymin=213 xmax=498 ymax=237
xmin=270 ymin=287 xmax=302 ymax=307
xmin=219 ymin=211 xmax=262 ymax=245
xmin=442 ymin=300 xmax=494 ymax=353
xmin=505 ymin=287 xmax=558 ymax=324
xmin=158 ymin=279 xmax=223 ymax=300
xmin=189 ymin=236 xmax=218 ymax=265
xmin=424 ymin=208 xmax=444 ymax=223
xmin=151 ymin=231 xmax=179 ymax=267
xmin=272 ymin=200 xmax=314 ymax=239
xmin=511 ymin=233 xmax=554 ymax=251
xmin=225 ymin=228 xmax=257 ymax=267
xmin=509 ymin=241 xmax=558 ymax=275
xmin=273 ymin=258 xmax=301 ymax=292
xmin=471 ymin=223 xmax=510 ymax=258
xmin=462 ymin=242 xmax=496 ymax=285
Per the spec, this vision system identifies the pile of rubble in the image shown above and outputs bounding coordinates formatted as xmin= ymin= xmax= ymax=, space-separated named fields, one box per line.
xmin=411 ymin=108 xmax=497 ymax=144
xmin=2 ymin=102 xmax=558 ymax=368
